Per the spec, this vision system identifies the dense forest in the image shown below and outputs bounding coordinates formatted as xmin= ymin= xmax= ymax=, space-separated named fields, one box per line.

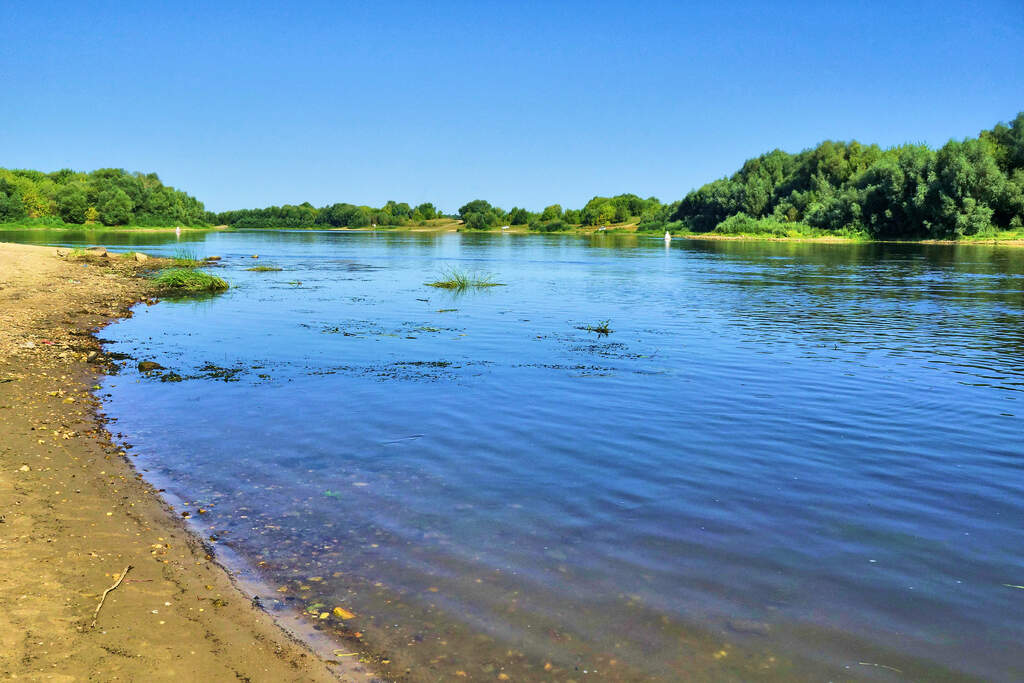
xmin=0 ymin=168 xmax=207 ymax=226
xmin=660 ymin=112 xmax=1024 ymax=239
xmin=2 ymin=113 xmax=1021 ymax=238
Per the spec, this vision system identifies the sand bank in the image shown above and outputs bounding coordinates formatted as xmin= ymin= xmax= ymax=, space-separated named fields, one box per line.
xmin=0 ymin=243 xmax=374 ymax=680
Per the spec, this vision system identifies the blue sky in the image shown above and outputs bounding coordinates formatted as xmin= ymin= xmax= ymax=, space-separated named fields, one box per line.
xmin=2 ymin=1 xmax=1022 ymax=213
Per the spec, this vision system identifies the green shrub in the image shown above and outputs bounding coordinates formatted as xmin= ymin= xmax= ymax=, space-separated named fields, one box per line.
xmin=530 ymin=219 xmax=568 ymax=233
xmin=714 ymin=213 xmax=821 ymax=237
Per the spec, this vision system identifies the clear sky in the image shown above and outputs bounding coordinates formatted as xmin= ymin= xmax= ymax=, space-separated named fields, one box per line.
xmin=2 ymin=1 xmax=1022 ymax=213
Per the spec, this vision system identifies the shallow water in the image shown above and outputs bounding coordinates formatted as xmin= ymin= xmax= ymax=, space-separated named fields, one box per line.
xmin=6 ymin=229 xmax=1023 ymax=680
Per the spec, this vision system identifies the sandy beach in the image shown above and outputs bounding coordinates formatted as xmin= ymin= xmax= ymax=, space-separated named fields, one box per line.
xmin=0 ymin=243 xmax=371 ymax=681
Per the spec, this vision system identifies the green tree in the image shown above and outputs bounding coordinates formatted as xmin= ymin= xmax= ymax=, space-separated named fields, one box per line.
xmin=56 ymin=185 xmax=89 ymax=223
xmin=349 ymin=207 xmax=372 ymax=227
xmin=507 ymin=207 xmax=531 ymax=225
xmin=414 ymin=202 xmax=438 ymax=220
xmin=97 ymin=188 xmax=134 ymax=225
xmin=458 ymin=199 xmax=492 ymax=220
xmin=0 ymin=178 xmax=27 ymax=221
xmin=464 ymin=211 xmax=492 ymax=230
xmin=541 ymin=204 xmax=562 ymax=221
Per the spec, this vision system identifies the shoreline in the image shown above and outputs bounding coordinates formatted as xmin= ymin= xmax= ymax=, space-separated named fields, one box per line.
xmin=0 ymin=225 xmax=227 ymax=234
xmin=4 ymin=223 xmax=1023 ymax=246
xmin=0 ymin=242 xmax=374 ymax=680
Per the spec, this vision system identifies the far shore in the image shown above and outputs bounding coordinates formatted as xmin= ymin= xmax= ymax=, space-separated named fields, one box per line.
xmin=4 ymin=221 xmax=1024 ymax=247
xmin=0 ymin=242 xmax=372 ymax=681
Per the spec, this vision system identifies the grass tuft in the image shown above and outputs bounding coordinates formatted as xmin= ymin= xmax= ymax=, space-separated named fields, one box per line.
xmin=426 ymin=267 xmax=503 ymax=290
xmin=172 ymin=247 xmax=202 ymax=266
xmin=577 ymin=320 xmax=613 ymax=335
xmin=153 ymin=268 xmax=229 ymax=293
xmin=245 ymin=265 xmax=283 ymax=272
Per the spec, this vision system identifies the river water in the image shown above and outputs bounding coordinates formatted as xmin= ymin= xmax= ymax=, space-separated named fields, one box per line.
xmin=5 ymin=229 xmax=1023 ymax=680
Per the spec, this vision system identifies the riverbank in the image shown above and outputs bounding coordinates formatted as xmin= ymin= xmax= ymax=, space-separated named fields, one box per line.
xmin=457 ymin=225 xmax=1024 ymax=245
xmin=0 ymin=243 xmax=368 ymax=680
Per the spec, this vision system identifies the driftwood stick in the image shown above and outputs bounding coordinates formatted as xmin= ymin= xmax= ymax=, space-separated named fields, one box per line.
xmin=90 ymin=565 xmax=133 ymax=629
xmin=857 ymin=661 xmax=903 ymax=673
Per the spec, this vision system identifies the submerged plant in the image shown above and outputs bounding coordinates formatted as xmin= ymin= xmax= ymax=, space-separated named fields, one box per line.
xmin=425 ymin=267 xmax=503 ymax=291
xmin=153 ymin=268 xmax=229 ymax=293
xmin=577 ymin=320 xmax=613 ymax=335
xmin=245 ymin=265 xmax=283 ymax=272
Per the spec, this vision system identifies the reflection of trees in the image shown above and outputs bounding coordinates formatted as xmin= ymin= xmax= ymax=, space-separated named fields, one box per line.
xmin=683 ymin=240 xmax=1024 ymax=370
xmin=0 ymin=228 xmax=215 ymax=247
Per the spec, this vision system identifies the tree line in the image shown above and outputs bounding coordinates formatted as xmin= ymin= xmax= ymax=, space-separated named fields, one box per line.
xmin=0 ymin=168 xmax=207 ymax=226
xmin=453 ymin=194 xmax=665 ymax=232
xmin=212 ymin=194 xmax=665 ymax=231
xmin=3 ymin=113 xmax=1021 ymax=238
xmin=213 ymin=200 xmax=440 ymax=229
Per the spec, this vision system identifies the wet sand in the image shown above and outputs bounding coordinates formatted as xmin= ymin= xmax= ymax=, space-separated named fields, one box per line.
xmin=0 ymin=243 xmax=373 ymax=681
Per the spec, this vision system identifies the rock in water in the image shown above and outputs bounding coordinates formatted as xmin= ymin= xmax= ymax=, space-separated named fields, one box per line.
xmin=137 ymin=361 xmax=165 ymax=372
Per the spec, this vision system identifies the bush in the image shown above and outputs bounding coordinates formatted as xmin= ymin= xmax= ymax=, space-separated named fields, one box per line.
xmin=714 ymin=213 xmax=806 ymax=236
xmin=530 ymin=219 xmax=568 ymax=232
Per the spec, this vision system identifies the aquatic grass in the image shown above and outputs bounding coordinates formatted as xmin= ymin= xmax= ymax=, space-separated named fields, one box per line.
xmin=426 ymin=267 xmax=503 ymax=291
xmin=153 ymin=268 xmax=229 ymax=293
xmin=577 ymin=320 xmax=613 ymax=335
xmin=172 ymin=246 xmax=202 ymax=266
xmin=245 ymin=265 xmax=283 ymax=272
